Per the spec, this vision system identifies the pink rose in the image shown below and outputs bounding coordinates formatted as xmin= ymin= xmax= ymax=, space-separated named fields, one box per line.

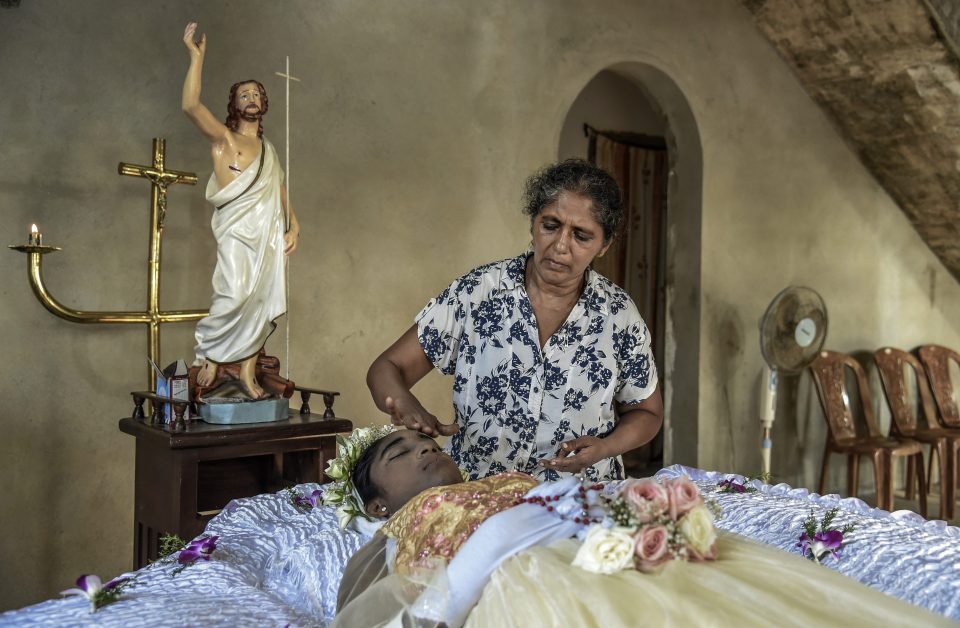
xmin=634 ymin=524 xmax=670 ymax=572
xmin=667 ymin=477 xmax=703 ymax=519
xmin=620 ymin=479 xmax=669 ymax=523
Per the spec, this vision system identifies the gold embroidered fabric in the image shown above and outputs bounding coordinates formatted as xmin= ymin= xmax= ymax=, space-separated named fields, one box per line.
xmin=382 ymin=472 xmax=538 ymax=575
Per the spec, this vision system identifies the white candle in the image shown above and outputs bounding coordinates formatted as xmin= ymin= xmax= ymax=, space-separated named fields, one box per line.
xmin=29 ymin=223 xmax=42 ymax=246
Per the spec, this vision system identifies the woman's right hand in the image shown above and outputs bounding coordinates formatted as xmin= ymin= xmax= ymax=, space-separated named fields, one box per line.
xmin=385 ymin=395 xmax=459 ymax=437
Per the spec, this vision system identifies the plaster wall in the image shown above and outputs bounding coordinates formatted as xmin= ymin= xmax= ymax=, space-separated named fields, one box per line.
xmin=557 ymin=70 xmax=665 ymax=159
xmin=2 ymin=0 xmax=960 ymax=609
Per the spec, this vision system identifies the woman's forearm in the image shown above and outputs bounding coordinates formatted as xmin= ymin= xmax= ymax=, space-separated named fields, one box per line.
xmin=367 ymin=325 xmax=458 ymax=436
xmin=366 ymin=355 xmax=414 ymax=413
xmin=602 ymin=407 xmax=663 ymax=458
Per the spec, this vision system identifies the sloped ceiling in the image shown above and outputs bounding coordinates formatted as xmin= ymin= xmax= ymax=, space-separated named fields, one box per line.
xmin=742 ymin=0 xmax=960 ymax=280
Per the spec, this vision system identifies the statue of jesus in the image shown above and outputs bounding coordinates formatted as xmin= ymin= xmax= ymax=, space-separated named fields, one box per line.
xmin=181 ymin=21 xmax=300 ymax=399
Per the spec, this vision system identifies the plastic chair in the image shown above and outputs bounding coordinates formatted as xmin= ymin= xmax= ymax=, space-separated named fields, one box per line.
xmin=917 ymin=345 xmax=960 ymax=429
xmin=809 ymin=350 xmax=926 ymax=515
xmin=875 ymin=347 xmax=959 ymax=520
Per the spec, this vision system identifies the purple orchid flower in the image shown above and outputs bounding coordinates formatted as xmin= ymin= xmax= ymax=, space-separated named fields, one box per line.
xmin=293 ymin=489 xmax=323 ymax=510
xmin=60 ymin=574 xmax=129 ymax=611
xmin=717 ymin=479 xmax=747 ymax=493
xmin=797 ymin=530 xmax=845 ymax=562
xmin=177 ymin=535 xmax=219 ymax=565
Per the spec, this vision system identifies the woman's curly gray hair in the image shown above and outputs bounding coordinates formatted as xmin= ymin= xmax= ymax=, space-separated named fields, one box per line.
xmin=521 ymin=159 xmax=623 ymax=243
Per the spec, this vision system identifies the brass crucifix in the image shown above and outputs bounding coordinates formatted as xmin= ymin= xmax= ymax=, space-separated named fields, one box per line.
xmin=10 ymin=138 xmax=208 ymax=390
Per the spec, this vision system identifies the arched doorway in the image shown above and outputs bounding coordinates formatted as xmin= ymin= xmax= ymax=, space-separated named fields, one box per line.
xmin=557 ymin=63 xmax=703 ymax=473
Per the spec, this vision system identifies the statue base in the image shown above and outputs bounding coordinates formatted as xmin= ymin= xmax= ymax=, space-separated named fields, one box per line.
xmin=189 ymin=350 xmax=296 ymax=401
xmin=199 ymin=397 xmax=290 ymax=424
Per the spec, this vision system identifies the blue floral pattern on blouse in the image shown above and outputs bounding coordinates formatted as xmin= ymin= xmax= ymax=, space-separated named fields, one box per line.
xmin=416 ymin=253 xmax=658 ymax=482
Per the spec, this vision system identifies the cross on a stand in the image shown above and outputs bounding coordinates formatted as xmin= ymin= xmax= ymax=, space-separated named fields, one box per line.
xmin=117 ymin=138 xmax=204 ymax=389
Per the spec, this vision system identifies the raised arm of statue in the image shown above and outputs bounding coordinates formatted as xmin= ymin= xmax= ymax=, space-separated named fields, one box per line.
xmin=181 ymin=22 xmax=228 ymax=144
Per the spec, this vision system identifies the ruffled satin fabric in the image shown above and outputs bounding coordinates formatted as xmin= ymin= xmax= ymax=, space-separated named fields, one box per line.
xmin=465 ymin=533 xmax=954 ymax=627
xmin=194 ymin=137 xmax=287 ymax=364
xmin=5 ymin=466 xmax=960 ymax=626
xmin=656 ymin=465 xmax=960 ymax=619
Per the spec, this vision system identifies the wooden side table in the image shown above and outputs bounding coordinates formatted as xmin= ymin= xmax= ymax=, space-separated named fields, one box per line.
xmin=119 ymin=413 xmax=352 ymax=568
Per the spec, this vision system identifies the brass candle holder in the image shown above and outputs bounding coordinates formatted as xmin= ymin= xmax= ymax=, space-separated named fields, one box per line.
xmin=9 ymin=139 xmax=208 ymax=390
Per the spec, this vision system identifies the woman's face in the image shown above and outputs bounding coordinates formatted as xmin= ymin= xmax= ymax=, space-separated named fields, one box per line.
xmin=530 ymin=191 xmax=611 ymax=286
xmin=365 ymin=430 xmax=463 ymax=517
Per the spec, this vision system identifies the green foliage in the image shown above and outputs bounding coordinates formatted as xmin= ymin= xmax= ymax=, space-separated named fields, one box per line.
xmin=92 ymin=578 xmax=134 ymax=611
xmin=817 ymin=507 xmax=855 ymax=535
xmin=820 ymin=507 xmax=838 ymax=531
xmin=158 ymin=534 xmax=187 ymax=560
xmin=802 ymin=510 xmax=819 ymax=540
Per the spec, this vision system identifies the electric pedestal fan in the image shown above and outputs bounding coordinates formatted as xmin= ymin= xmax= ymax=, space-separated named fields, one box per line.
xmin=758 ymin=287 xmax=828 ymax=476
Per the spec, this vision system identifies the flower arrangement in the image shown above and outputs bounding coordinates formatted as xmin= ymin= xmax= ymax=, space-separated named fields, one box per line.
xmin=797 ymin=508 xmax=855 ymax=563
xmin=287 ymin=487 xmax=323 ymax=511
xmin=158 ymin=533 xmax=220 ymax=575
xmin=322 ymin=424 xmax=397 ymax=528
xmin=716 ymin=472 xmax=770 ymax=494
xmin=60 ymin=575 xmax=133 ymax=612
xmin=573 ymin=476 xmax=720 ymax=574
xmin=177 ymin=536 xmax=219 ymax=566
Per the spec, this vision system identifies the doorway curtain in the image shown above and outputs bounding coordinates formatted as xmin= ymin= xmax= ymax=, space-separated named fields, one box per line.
xmin=586 ymin=125 xmax=668 ymax=476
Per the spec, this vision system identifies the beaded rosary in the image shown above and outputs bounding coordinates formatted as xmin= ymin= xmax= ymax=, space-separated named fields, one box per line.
xmin=519 ymin=483 xmax=605 ymax=525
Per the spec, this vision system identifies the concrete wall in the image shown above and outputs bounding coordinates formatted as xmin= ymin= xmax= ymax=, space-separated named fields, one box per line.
xmin=3 ymin=0 xmax=960 ymax=609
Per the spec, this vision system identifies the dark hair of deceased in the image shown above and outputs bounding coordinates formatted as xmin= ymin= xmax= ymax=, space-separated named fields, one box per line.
xmin=352 ymin=436 xmax=387 ymax=507
xmin=522 ymin=158 xmax=623 ymax=242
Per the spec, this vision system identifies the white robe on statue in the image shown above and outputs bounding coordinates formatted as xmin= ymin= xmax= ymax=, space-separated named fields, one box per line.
xmin=194 ymin=137 xmax=286 ymax=365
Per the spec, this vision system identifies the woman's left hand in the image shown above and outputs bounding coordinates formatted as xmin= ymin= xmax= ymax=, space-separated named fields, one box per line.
xmin=540 ymin=436 xmax=611 ymax=474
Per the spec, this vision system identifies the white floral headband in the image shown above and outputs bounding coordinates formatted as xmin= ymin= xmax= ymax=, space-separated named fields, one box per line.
xmin=323 ymin=424 xmax=397 ymax=529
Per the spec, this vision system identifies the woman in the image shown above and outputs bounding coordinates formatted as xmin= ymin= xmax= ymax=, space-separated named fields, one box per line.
xmin=367 ymin=159 xmax=663 ymax=481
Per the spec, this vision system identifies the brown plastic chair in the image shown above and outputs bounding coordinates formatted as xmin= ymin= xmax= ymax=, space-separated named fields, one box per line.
xmin=875 ymin=347 xmax=959 ymax=520
xmin=809 ymin=350 xmax=926 ymax=515
xmin=917 ymin=345 xmax=960 ymax=429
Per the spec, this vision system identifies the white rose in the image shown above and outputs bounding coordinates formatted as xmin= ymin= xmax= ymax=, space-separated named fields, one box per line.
xmin=326 ymin=458 xmax=348 ymax=480
xmin=335 ymin=506 xmax=355 ymax=529
xmin=339 ymin=440 xmax=357 ymax=461
xmin=679 ymin=506 xmax=717 ymax=557
xmin=572 ymin=525 xmax=635 ymax=574
xmin=322 ymin=484 xmax=345 ymax=505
